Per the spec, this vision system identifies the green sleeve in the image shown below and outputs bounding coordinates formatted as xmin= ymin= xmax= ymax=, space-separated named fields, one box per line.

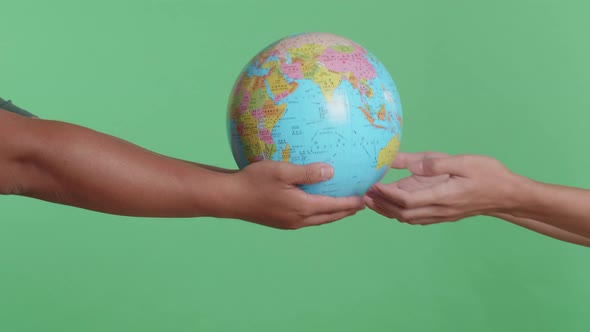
xmin=0 ymin=97 xmax=37 ymax=118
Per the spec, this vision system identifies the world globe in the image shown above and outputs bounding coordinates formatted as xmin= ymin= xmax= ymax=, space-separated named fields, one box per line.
xmin=227 ymin=32 xmax=403 ymax=197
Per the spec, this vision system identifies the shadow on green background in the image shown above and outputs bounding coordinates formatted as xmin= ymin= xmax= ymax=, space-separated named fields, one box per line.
xmin=1 ymin=0 xmax=589 ymax=331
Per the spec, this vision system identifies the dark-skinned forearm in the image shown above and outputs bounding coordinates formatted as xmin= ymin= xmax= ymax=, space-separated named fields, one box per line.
xmin=15 ymin=119 xmax=236 ymax=217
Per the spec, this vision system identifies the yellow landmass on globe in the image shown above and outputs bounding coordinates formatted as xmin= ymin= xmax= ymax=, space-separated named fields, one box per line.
xmin=262 ymin=60 xmax=280 ymax=70
xmin=311 ymin=65 xmax=343 ymax=102
xmin=289 ymin=44 xmax=327 ymax=62
xmin=251 ymin=75 xmax=267 ymax=91
xmin=330 ymin=45 xmax=355 ymax=53
xmin=267 ymin=69 xmax=298 ymax=100
xmin=281 ymin=144 xmax=291 ymax=162
xmin=235 ymin=108 xmax=261 ymax=159
xmin=232 ymin=89 xmax=286 ymax=162
xmin=248 ymin=88 xmax=268 ymax=111
xmin=376 ymin=134 xmax=400 ymax=170
xmin=237 ymin=75 xmax=265 ymax=95
xmin=301 ymin=61 xmax=321 ymax=78
xmin=261 ymin=99 xmax=286 ymax=130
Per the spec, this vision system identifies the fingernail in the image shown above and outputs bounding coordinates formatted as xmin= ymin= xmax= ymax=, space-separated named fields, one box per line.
xmin=320 ymin=166 xmax=334 ymax=180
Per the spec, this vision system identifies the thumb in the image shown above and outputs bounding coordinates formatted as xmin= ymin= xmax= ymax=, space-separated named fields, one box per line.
xmin=409 ymin=155 xmax=469 ymax=177
xmin=285 ymin=162 xmax=334 ymax=185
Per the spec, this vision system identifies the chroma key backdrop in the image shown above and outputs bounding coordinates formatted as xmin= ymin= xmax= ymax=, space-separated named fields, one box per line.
xmin=2 ymin=1 xmax=590 ymax=331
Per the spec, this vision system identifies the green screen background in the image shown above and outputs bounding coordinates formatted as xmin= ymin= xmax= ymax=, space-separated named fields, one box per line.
xmin=2 ymin=0 xmax=590 ymax=331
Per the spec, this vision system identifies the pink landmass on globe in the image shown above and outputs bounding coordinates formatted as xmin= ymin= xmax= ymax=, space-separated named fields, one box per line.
xmin=281 ymin=62 xmax=304 ymax=80
xmin=318 ymin=46 xmax=375 ymax=80
xmin=239 ymin=90 xmax=251 ymax=114
xmin=258 ymin=127 xmax=273 ymax=144
xmin=251 ymin=107 xmax=264 ymax=119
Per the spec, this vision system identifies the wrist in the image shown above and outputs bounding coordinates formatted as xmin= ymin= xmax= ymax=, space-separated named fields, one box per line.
xmin=193 ymin=171 xmax=243 ymax=219
xmin=492 ymin=174 xmax=543 ymax=217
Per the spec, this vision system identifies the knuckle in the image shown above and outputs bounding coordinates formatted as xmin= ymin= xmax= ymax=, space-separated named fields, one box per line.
xmin=459 ymin=154 xmax=474 ymax=162
xmin=481 ymin=155 xmax=497 ymax=163
xmin=304 ymin=168 xmax=315 ymax=184
xmin=443 ymin=215 xmax=459 ymax=223
xmin=425 ymin=158 xmax=441 ymax=174
xmin=382 ymin=210 xmax=395 ymax=219
xmin=397 ymin=211 xmax=412 ymax=223
xmin=290 ymin=223 xmax=304 ymax=230
xmin=275 ymin=166 xmax=290 ymax=181
xmin=298 ymin=202 xmax=313 ymax=217
xmin=397 ymin=195 xmax=413 ymax=209
xmin=489 ymin=157 xmax=505 ymax=168
xmin=422 ymin=158 xmax=435 ymax=171
xmin=284 ymin=219 xmax=304 ymax=230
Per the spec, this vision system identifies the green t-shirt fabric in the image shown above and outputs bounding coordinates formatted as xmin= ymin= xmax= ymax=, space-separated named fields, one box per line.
xmin=0 ymin=98 xmax=37 ymax=118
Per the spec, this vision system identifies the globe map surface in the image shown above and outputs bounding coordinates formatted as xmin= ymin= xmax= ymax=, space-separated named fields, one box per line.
xmin=228 ymin=32 xmax=403 ymax=197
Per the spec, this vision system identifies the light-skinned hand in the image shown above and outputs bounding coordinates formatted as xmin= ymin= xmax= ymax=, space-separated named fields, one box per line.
xmin=364 ymin=152 xmax=524 ymax=225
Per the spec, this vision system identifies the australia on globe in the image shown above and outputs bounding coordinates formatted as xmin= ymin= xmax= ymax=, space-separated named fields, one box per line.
xmin=227 ymin=32 xmax=403 ymax=197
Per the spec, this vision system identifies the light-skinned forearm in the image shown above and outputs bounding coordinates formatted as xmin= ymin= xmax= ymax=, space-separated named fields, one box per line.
xmin=502 ymin=178 xmax=590 ymax=239
xmin=489 ymin=212 xmax=590 ymax=247
xmin=11 ymin=118 xmax=237 ymax=218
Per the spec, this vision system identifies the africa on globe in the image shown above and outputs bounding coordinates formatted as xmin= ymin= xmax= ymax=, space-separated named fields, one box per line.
xmin=227 ymin=32 xmax=403 ymax=197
